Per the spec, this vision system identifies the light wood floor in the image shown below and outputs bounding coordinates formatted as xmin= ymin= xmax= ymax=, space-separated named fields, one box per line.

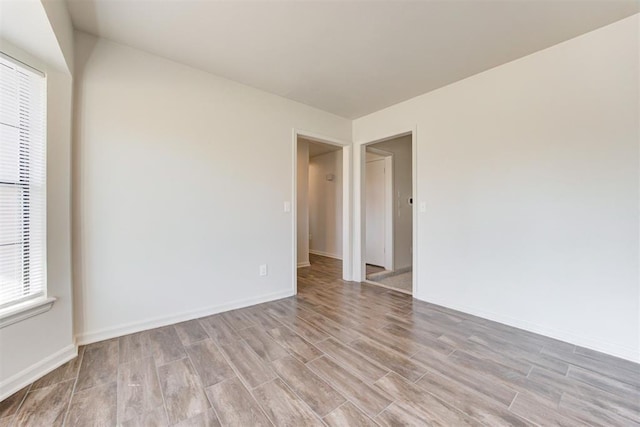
xmin=2 ymin=254 xmax=639 ymax=426
xmin=366 ymin=264 xmax=386 ymax=276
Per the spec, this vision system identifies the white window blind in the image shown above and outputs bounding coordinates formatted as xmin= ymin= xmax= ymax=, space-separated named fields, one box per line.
xmin=0 ymin=53 xmax=46 ymax=310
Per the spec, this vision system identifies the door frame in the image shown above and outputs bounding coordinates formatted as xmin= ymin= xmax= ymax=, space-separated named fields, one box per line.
xmin=365 ymin=147 xmax=394 ymax=271
xmin=355 ymin=127 xmax=417 ymax=295
xmin=292 ymin=129 xmax=352 ymax=295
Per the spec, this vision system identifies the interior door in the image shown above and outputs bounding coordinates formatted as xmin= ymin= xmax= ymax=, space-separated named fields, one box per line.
xmin=366 ymin=158 xmax=386 ymax=267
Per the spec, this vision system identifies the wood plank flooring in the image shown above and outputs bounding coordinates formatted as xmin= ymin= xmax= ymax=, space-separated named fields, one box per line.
xmin=2 ymin=254 xmax=639 ymax=426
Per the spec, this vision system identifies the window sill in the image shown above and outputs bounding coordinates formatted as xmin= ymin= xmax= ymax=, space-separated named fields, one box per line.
xmin=0 ymin=297 xmax=56 ymax=329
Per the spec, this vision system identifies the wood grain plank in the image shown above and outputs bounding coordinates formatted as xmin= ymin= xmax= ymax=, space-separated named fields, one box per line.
xmin=31 ymin=347 xmax=85 ymax=390
xmin=185 ymin=339 xmax=235 ymax=387
xmin=509 ymin=391 xmax=584 ymax=427
xmin=315 ymin=338 xmax=388 ymax=383
xmin=173 ymin=409 xmax=221 ymax=427
xmin=527 ymin=366 xmax=640 ymax=423
xmin=559 ymin=392 xmax=640 ymax=426
xmin=221 ymin=308 xmax=256 ymax=331
xmin=271 ymin=355 xmax=345 ymax=417
xmin=542 ymin=345 xmax=640 ymax=388
xmin=307 ymin=356 xmax=392 ymax=418
xmin=199 ymin=314 xmax=242 ymax=345
xmin=157 ymin=358 xmax=210 ymax=424
xmin=0 ymin=385 xmax=29 ymax=419
xmin=239 ymin=326 xmax=289 ymax=362
xmin=253 ymin=378 xmax=324 ymax=426
xmin=375 ymin=401 xmax=450 ymax=427
xmin=205 ymin=377 xmax=271 ymax=426
xmin=323 ymin=402 xmax=378 ymax=427
xmin=295 ymin=309 xmax=363 ymax=343
xmin=117 ymin=357 xmax=164 ymax=423
xmin=350 ymin=337 xmax=427 ymax=382
xmin=119 ymin=332 xmax=152 ymax=365
xmin=411 ymin=348 xmax=518 ymax=406
xmin=374 ymin=372 xmax=479 ymax=425
xmin=467 ymin=334 xmax=568 ymax=375
xmin=13 ymin=379 xmax=74 ymax=427
xmin=364 ymin=324 xmax=441 ymax=357
xmin=148 ymin=326 xmax=186 ymax=366
xmin=416 ymin=371 xmax=534 ymax=426
xmin=76 ymin=339 xmax=119 ymax=391
xmin=243 ymin=307 xmax=284 ymax=330
xmin=120 ymin=407 xmax=169 ymax=427
xmin=219 ymin=339 xmax=276 ymax=388
xmin=266 ymin=326 xmax=323 ymax=363
xmin=174 ymin=320 xmax=209 ymax=346
xmin=274 ymin=314 xmax=329 ymax=343
xmin=567 ymin=364 xmax=640 ymax=398
xmin=574 ymin=346 xmax=640 ymax=373
xmin=65 ymin=381 xmax=117 ymax=426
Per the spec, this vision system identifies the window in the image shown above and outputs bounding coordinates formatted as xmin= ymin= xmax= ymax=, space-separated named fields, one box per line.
xmin=0 ymin=52 xmax=46 ymax=311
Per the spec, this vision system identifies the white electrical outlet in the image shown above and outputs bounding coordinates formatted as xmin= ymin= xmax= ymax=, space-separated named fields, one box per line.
xmin=259 ymin=264 xmax=268 ymax=276
xmin=283 ymin=201 xmax=291 ymax=212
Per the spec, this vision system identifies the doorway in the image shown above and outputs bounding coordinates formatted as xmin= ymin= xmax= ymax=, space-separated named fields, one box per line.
xmin=362 ymin=133 xmax=414 ymax=295
xmin=293 ymin=130 xmax=351 ymax=294
xmin=365 ymin=148 xmax=393 ymax=271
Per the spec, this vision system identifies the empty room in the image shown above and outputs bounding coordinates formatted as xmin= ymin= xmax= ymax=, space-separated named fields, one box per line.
xmin=0 ymin=0 xmax=638 ymax=426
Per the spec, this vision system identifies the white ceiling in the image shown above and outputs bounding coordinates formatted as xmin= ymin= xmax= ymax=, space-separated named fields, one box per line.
xmin=303 ymin=138 xmax=342 ymax=158
xmin=66 ymin=0 xmax=639 ymax=119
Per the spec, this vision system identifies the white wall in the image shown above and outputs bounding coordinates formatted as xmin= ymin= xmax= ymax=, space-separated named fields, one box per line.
xmin=297 ymin=140 xmax=310 ymax=267
xmin=0 ymin=2 xmax=75 ymax=400
xmin=309 ymin=151 xmax=343 ymax=259
xmin=354 ymin=15 xmax=640 ymax=362
xmin=370 ymin=135 xmax=413 ymax=270
xmin=73 ymin=32 xmax=351 ymax=343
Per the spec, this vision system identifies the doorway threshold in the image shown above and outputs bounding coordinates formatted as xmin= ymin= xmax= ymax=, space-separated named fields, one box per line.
xmin=363 ymin=279 xmax=412 ymax=296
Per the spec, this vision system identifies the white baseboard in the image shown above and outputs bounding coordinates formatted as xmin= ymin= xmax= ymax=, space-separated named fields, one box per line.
xmin=297 ymin=261 xmax=311 ymax=268
xmin=75 ymin=289 xmax=294 ymax=346
xmin=309 ymin=249 xmax=342 ymax=260
xmin=416 ymin=293 xmax=640 ymax=364
xmin=0 ymin=343 xmax=77 ymax=401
